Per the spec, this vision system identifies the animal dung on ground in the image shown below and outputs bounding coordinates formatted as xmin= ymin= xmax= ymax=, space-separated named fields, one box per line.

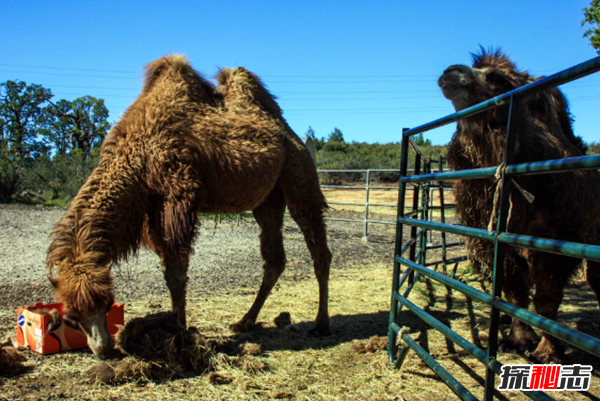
xmin=16 ymin=302 xmax=124 ymax=354
xmin=274 ymin=311 xmax=299 ymax=331
xmin=207 ymin=371 xmax=233 ymax=385
xmin=0 ymin=340 xmax=27 ymax=376
xmin=352 ymin=336 xmax=389 ymax=354
xmin=237 ymin=342 xmax=262 ymax=356
xmin=274 ymin=312 xmax=292 ymax=329
xmin=86 ymin=358 xmax=153 ymax=385
xmin=88 ymin=311 xmax=215 ymax=383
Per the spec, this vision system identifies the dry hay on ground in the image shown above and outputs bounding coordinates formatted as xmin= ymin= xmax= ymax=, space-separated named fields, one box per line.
xmin=2 ymin=261 xmax=600 ymax=400
xmin=88 ymin=312 xmax=214 ymax=384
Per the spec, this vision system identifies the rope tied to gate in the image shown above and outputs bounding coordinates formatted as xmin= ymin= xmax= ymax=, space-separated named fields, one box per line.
xmin=487 ymin=163 xmax=505 ymax=233
xmin=396 ymin=326 xmax=412 ymax=346
xmin=487 ymin=163 xmax=535 ymax=233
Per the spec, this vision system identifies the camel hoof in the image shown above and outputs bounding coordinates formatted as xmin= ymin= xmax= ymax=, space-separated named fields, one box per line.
xmin=230 ymin=319 xmax=261 ymax=333
xmin=528 ymin=350 xmax=564 ymax=365
xmin=308 ymin=325 xmax=331 ymax=337
xmin=528 ymin=339 xmax=566 ymax=364
xmin=498 ymin=338 xmax=535 ymax=355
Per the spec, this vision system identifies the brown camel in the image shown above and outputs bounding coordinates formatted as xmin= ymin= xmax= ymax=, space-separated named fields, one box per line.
xmin=438 ymin=48 xmax=600 ymax=362
xmin=47 ymin=55 xmax=332 ymax=359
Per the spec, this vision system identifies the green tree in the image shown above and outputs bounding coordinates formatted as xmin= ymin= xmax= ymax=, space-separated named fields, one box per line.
xmin=583 ymin=0 xmax=600 ymax=54
xmin=43 ymin=96 xmax=110 ymax=158
xmin=0 ymin=80 xmax=53 ymax=168
xmin=588 ymin=141 xmax=600 ymax=155
xmin=414 ymin=133 xmax=432 ymax=147
xmin=41 ymin=99 xmax=74 ymax=156
xmin=328 ymin=127 xmax=345 ymax=142
xmin=68 ymin=96 xmax=110 ymax=157
xmin=305 ymin=126 xmax=316 ymax=140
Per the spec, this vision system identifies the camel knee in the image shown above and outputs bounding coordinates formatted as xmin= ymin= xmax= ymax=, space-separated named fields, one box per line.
xmin=314 ymin=255 xmax=331 ymax=280
xmin=262 ymin=259 xmax=286 ymax=283
xmin=165 ymin=274 xmax=188 ymax=289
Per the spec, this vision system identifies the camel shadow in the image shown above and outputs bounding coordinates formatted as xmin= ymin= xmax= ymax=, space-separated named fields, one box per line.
xmin=215 ymin=309 xmax=464 ymax=355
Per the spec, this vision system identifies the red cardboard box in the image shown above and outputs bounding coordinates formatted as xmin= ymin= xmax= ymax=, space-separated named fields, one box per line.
xmin=16 ymin=302 xmax=124 ymax=354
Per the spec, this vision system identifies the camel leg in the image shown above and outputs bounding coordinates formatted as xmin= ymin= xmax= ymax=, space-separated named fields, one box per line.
xmin=143 ymin=199 xmax=197 ymax=327
xmin=529 ymin=253 xmax=580 ymax=363
xmin=585 ymin=260 xmax=600 ymax=307
xmin=284 ymin=192 xmax=332 ymax=336
xmin=500 ymin=251 xmax=535 ymax=353
xmin=230 ymin=186 xmax=287 ymax=333
xmin=157 ymin=250 xmax=191 ymax=327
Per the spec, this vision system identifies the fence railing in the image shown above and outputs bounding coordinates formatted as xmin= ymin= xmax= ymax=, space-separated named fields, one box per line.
xmin=388 ymin=54 xmax=600 ymax=401
xmin=318 ymin=168 xmax=453 ymax=241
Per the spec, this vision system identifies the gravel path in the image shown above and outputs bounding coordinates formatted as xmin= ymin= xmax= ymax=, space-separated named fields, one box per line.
xmin=0 ymin=204 xmax=401 ymax=310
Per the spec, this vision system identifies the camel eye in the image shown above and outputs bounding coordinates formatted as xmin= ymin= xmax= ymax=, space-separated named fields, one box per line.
xmin=485 ymin=71 xmax=508 ymax=86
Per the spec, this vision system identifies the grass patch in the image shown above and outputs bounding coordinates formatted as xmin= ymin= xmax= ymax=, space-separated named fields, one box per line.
xmin=3 ymin=264 xmax=600 ymax=400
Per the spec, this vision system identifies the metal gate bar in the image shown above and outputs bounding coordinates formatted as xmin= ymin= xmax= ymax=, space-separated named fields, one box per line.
xmin=388 ymin=54 xmax=600 ymax=401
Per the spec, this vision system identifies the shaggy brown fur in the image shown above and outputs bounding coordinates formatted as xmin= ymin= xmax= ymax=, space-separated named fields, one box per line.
xmin=439 ymin=49 xmax=600 ymax=362
xmin=47 ymin=55 xmax=332 ymax=357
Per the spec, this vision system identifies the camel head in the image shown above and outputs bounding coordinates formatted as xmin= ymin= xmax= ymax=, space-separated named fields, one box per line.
xmin=438 ymin=48 xmax=534 ymax=111
xmin=49 ymin=261 xmax=115 ymax=359
xmin=438 ymin=64 xmax=484 ymax=111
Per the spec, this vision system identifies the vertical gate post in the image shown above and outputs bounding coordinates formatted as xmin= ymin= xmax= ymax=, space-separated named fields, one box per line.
xmin=363 ymin=169 xmax=372 ymax=242
xmin=483 ymin=95 xmax=520 ymax=400
xmin=389 ymin=129 xmax=411 ymax=365
xmin=438 ymin=156 xmax=449 ymax=273
xmin=409 ymin=153 xmax=422 ymax=287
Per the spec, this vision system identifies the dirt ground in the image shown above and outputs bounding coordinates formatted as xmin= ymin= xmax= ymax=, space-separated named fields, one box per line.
xmin=1 ymin=196 xmax=599 ymax=401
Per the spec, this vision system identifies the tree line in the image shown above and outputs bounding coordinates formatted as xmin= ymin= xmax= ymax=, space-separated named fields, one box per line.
xmin=306 ymin=126 xmax=449 ymax=183
xmin=0 ymin=80 xmax=110 ymax=203
xmin=0 ymin=79 xmax=598 ymax=205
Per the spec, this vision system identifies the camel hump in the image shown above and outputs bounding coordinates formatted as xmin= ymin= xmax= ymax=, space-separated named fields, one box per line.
xmin=142 ymin=54 xmax=215 ymax=101
xmin=216 ymin=67 xmax=284 ymax=119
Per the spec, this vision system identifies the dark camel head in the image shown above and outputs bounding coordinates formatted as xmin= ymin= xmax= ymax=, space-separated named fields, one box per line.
xmin=438 ymin=65 xmax=484 ymax=111
xmin=438 ymin=49 xmax=533 ymax=112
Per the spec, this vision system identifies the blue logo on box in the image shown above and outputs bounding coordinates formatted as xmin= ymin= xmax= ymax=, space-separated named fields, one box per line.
xmin=18 ymin=314 xmax=25 ymax=327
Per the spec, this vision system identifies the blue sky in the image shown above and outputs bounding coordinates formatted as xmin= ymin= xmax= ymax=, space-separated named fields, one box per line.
xmin=1 ymin=1 xmax=598 ymax=146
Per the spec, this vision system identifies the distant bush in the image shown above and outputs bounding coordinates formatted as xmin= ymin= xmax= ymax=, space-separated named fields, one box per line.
xmin=316 ymin=139 xmax=448 ymax=184
xmin=0 ymin=161 xmax=19 ymax=202
xmin=19 ymin=151 xmax=99 ymax=204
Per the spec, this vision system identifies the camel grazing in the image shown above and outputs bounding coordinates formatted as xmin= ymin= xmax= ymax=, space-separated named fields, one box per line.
xmin=47 ymin=55 xmax=332 ymax=359
xmin=438 ymin=48 xmax=600 ymax=362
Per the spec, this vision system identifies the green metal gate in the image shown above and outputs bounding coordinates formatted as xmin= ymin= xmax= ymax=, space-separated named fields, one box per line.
xmin=388 ymin=55 xmax=600 ymax=401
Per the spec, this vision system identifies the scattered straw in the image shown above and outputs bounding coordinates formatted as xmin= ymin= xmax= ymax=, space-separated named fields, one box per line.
xmin=236 ymin=355 xmax=269 ymax=373
xmin=271 ymin=389 xmax=294 ymax=399
xmin=87 ymin=312 xmax=215 ymax=384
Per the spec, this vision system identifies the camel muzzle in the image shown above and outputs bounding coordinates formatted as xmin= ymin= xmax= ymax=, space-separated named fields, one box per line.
xmin=81 ymin=313 xmax=115 ymax=359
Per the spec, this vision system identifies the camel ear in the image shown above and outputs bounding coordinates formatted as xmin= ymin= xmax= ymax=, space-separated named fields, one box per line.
xmin=48 ymin=276 xmax=59 ymax=289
